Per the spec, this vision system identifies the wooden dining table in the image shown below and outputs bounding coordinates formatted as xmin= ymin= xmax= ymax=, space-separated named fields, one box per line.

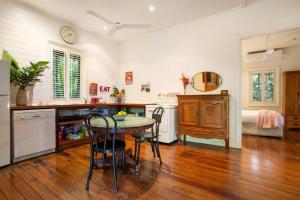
xmin=90 ymin=115 xmax=156 ymax=174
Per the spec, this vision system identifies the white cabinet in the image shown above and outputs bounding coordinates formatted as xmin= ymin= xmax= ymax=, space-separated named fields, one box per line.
xmin=13 ymin=109 xmax=56 ymax=162
xmin=146 ymin=104 xmax=177 ymax=143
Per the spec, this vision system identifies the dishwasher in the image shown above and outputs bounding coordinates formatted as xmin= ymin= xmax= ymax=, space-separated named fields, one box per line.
xmin=13 ymin=109 xmax=56 ymax=162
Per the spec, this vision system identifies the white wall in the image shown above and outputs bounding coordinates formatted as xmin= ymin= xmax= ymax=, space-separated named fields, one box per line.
xmin=119 ymin=0 xmax=300 ymax=148
xmin=0 ymin=0 xmax=120 ymax=105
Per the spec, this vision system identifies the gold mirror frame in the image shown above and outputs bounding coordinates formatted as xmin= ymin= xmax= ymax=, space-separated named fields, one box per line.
xmin=191 ymin=71 xmax=222 ymax=92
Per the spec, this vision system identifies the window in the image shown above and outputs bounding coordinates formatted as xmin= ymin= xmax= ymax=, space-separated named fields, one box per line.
xmin=247 ymin=67 xmax=279 ymax=106
xmin=52 ymin=46 xmax=81 ymax=99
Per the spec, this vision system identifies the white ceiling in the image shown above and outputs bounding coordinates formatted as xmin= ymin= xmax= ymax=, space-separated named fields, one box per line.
xmin=18 ymin=0 xmax=253 ymax=41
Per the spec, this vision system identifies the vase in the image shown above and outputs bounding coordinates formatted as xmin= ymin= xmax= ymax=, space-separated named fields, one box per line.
xmin=183 ymin=87 xmax=187 ymax=95
xmin=16 ymin=89 xmax=27 ymax=106
xmin=117 ymin=98 xmax=122 ymax=104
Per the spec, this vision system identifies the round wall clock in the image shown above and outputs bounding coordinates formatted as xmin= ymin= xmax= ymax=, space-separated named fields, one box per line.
xmin=60 ymin=26 xmax=78 ymax=44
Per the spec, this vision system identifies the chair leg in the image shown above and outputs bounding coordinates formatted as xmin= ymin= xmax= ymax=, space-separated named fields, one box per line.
xmin=133 ymin=138 xmax=137 ymax=160
xmin=136 ymin=139 xmax=141 ymax=167
xmin=155 ymin=141 xmax=162 ymax=165
xmin=112 ymin=153 xmax=118 ymax=193
xmin=85 ymin=156 xmax=94 ymax=191
xmin=122 ymin=151 xmax=126 ymax=174
xmin=103 ymin=153 xmax=106 ymax=172
xmin=150 ymin=140 xmax=156 ymax=157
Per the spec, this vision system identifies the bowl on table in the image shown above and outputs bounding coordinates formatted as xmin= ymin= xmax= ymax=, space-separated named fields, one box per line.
xmin=113 ymin=115 xmax=127 ymax=121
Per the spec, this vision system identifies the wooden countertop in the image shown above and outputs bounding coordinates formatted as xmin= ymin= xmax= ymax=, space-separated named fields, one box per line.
xmin=10 ymin=103 xmax=152 ymax=110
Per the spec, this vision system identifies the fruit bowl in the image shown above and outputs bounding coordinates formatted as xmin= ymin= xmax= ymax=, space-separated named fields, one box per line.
xmin=113 ymin=115 xmax=126 ymax=121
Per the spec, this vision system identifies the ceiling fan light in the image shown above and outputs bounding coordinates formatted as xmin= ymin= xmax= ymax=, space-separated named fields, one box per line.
xmin=149 ymin=5 xmax=155 ymax=12
xmin=266 ymin=48 xmax=274 ymax=56
xmin=103 ymin=26 xmax=108 ymax=31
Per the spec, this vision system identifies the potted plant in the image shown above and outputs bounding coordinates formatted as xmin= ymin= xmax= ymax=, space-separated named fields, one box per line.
xmin=110 ymin=86 xmax=125 ymax=103
xmin=1 ymin=50 xmax=49 ymax=106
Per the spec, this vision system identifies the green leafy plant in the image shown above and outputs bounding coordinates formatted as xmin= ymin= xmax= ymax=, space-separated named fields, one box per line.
xmin=1 ymin=50 xmax=49 ymax=90
xmin=110 ymin=86 xmax=125 ymax=98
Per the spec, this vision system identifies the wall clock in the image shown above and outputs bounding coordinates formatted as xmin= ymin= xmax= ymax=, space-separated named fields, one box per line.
xmin=60 ymin=26 xmax=78 ymax=44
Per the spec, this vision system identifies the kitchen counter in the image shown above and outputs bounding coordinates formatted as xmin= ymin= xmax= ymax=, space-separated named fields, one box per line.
xmin=10 ymin=103 xmax=151 ymax=110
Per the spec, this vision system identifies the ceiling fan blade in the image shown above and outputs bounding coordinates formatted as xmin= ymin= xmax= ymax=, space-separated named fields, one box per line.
xmin=86 ymin=10 xmax=113 ymax=24
xmin=121 ymin=24 xmax=151 ymax=29
xmin=107 ymin=26 xmax=118 ymax=36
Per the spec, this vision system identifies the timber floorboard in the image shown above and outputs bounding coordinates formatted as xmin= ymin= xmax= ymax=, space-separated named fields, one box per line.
xmin=0 ymin=135 xmax=300 ymax=200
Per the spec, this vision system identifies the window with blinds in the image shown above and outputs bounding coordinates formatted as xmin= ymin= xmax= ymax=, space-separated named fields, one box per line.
xmin=251 ymin=72 xmax=275 ymax=102
xmin=53 ymin=49 xmax=65 ymax=98
xmin=69 ymin=54 xmax=80 ymax=98
xmin=248 ymin=67 xmax=278 ymax=106
xmin=52 ymin=47 xmax=81 ymax=99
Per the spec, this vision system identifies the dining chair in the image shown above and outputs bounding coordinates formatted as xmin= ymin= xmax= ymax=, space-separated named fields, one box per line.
xmin=132 ymin=107 xmax=164 ymax=166
xmin=84 ymin=113 xmax=126 ymax=193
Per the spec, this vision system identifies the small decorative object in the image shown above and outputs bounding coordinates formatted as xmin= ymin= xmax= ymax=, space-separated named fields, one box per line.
xmin=180 ymin=74 xmax=190 ymax=94
xmin=141 ymin=82 xmax=150 ymax=93
xmin=90 ymin=97 xmax=99 ymax=104
xmin=110 ymin=86 xmax=125 ymax=103
xmin=60 ymin=25 xmax=78 ymax=44
xmin=125 ymin=71 xmax=133 ymax=85
xmin=2 ymin=50 xmax=49 ymax=106
xmin=221 ymin=90 xmax=228 ymax=95
xmin=89 ymin=83 xmax=98 ymax=96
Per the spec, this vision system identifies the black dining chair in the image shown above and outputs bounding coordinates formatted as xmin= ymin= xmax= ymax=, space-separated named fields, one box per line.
xmin=132 ymin=107 xmax=164 ymax=166
xmin=84 ymin=113 xmax=126 ymax=193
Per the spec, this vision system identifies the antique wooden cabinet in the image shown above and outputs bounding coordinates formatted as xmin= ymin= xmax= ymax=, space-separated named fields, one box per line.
xmin=177 ymin=94 xmax=229 ymax=148
xmin=283 ymin=71 xmax=300 ymax=136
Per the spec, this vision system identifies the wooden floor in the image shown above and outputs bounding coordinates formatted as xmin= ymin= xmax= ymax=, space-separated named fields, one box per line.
xmin=1 ymin=135 xmax=300 ymax=200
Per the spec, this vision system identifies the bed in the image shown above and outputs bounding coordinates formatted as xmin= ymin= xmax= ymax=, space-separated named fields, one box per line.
xmin=242 ymin=110 xmax=284 ymax=137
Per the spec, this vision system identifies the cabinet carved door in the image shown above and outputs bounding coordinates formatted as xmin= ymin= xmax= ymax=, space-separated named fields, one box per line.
xmin=285 ymin=73 xmax=297 ymax=114
xmin=178 ymin=100 xmax=200 ymax=126
xmin=200 ymin=100 xmax=226 ymax=129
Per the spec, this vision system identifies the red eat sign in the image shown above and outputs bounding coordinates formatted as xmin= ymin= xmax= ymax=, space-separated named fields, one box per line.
xmin=99 ymin=86 xmax=110 ymax=93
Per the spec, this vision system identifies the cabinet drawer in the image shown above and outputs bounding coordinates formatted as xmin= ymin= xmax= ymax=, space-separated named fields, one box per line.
xmin=178 ymin=126 xmax=227 ymax=138
xmin=286 ymin=121 xmax=300 ymax=128
xmin=286 ymin=115 xmax=300 ymax=122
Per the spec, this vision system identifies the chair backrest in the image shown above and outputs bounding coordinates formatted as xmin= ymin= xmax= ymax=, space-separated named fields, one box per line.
xmin=84 ymin=113 xmax=118 ymax=155
xmin=90 ymin=106 xmax=116 ymax=117
xmin=152 ymin=107 xmax=164 ymax=137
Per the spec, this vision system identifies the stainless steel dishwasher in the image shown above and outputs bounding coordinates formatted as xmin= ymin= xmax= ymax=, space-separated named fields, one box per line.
xmin=13 ymin=109 xmax=56 ymax=162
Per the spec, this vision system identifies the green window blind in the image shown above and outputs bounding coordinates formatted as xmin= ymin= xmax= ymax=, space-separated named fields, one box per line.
xmin=69 ymin=54 xmax=81 ymax=98
xmin=52 ymin=49 xmax=65 ymax=98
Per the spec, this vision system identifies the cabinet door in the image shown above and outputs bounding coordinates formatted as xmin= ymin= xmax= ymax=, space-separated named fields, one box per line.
xmin=178 ymin=99 xmax=200 ymax=126
xmin=285 ymin=73 xmax=297 ymax=114
xmin=200 ymin=100 xmax=226 ymax=129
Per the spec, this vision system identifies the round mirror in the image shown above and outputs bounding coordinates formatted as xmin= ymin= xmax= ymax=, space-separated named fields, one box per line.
xmin=191 ymin=72 xmax=222 ymax=92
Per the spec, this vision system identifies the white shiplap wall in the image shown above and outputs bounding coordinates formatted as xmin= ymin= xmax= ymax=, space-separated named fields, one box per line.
xmin=0 ymin=0 xmax=120 ymax=105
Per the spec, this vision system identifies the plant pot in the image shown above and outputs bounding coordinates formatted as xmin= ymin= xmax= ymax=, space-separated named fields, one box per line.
xmin=16 ymin=89 xmax=27 ymax=106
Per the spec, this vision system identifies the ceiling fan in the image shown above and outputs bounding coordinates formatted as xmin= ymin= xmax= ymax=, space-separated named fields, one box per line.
xmin=86 ymin=10 xmax=151 ymax=36
xmin=248 ymin=35 xmax=286 ymax=60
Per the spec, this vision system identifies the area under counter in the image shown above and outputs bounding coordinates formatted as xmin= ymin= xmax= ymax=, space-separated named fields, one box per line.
xmin=11 ymin=103 xmax=150 ymax=151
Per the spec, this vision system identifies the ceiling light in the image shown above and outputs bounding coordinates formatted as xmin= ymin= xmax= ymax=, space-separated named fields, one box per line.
xmin=103 ymin=26 xmax=108 ymax=31
xmin=149 ymin=5 xmax=155 ymax=12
